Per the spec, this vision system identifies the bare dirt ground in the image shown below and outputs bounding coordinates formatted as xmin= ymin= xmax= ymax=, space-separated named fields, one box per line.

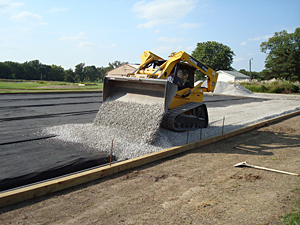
xmin=1 ymin=115 xmax=300 ymax=225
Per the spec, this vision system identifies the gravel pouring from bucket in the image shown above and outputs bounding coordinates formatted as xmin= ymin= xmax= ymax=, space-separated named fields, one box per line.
xmin=103 ymin=76 xmax=177 ymax=112
xmin=234 ymin=161 xmax=299 ymax=176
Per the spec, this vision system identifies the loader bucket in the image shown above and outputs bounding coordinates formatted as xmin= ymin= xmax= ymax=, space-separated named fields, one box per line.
xmin=103 ymin=76 xmax=177 ymax=112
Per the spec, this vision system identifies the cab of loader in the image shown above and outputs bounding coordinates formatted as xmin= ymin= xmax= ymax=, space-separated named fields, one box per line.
xmin=171 ymin=63 xmax=196 ymax=90
xmin=143 ymin=59 xmax=196 ymax=90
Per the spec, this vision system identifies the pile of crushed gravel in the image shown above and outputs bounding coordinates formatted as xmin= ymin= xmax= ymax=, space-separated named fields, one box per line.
xmin=93 ymin=100 xmax=165 ymax=144
xmin=213 ymin=81 xmax=253 ymax=96
xmin=44 ymin=100 xmax=167 ymax=160
xmin=200 ymin=80 xmax=253 ymax=96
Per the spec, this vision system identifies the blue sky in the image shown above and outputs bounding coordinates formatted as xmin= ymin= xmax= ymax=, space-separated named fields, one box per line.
xmin=0 ymin=0 xmax=299 ymax=72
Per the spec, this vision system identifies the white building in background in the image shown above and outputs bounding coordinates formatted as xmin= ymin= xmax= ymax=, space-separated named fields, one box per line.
xmin=106 ymin=64 xmax=139 ymax=77
xmin=217 ymin=70 xmax=250 ymax=82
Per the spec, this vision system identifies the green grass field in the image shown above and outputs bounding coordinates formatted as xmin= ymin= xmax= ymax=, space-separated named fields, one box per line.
xmin=0 ymin=81 xmax=103 ymax=93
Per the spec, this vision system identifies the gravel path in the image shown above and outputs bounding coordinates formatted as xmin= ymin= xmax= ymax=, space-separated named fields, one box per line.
xmin=43 ymin=82 xmax=300 ymax=161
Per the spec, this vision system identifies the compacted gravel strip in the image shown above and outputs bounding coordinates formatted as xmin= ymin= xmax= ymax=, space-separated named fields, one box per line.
xmin=43 ymin=99 xmax=300 ymax=161
xmin=43 ymin=82 xmax=300 ymax=161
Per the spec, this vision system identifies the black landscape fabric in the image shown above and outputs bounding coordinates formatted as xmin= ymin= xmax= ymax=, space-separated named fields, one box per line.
xmin=0 ymin=139 xmax=113 ymax=192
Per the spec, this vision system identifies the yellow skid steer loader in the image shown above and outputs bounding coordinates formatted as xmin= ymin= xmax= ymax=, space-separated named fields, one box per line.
xmin=103 ymin=51 xmax=218 ymax=131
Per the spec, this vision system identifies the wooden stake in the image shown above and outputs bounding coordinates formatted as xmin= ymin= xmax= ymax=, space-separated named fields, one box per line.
xmin=110 ymin=139 xmax=113 ymax=166
xmin=222 ymin=117 xmax=225 ymax=134
xmin=186 ymin=125 xmax=190 ymax=144
xmin=200 ymin=124 xmax=203 ymax=140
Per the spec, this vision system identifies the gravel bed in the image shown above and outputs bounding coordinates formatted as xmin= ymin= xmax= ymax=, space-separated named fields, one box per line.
xmin=43 ymin=98 xmax=300 ymax=161
xmin=42 ymin=82 xmax=300 ymax=161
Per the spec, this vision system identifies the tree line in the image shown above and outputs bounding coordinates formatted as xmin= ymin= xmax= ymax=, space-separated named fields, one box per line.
xmin=0 ymin=60 xmax=127 ymax=82
xmin=1 ymin=28 xmax=299 ymax=82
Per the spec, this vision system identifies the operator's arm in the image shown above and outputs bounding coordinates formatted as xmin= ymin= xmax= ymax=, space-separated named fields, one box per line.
xmin=166 ymin=75 xmax=173 ymax=83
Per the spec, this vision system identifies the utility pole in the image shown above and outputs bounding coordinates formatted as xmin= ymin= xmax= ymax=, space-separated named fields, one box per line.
xmin=249 ymin=58 xmax=253 ymax=79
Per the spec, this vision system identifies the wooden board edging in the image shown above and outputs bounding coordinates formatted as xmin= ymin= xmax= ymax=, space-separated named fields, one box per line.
xmin=1 ymin=110 xmax=300 ymax=208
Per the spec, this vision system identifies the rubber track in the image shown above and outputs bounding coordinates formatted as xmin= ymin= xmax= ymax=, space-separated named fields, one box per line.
xmin=161 ymin=102 xmax=206 ymax=131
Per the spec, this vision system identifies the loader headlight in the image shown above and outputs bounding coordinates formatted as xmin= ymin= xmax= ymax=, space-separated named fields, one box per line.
xmin=212 ymin=81 xmax=215 ymax=87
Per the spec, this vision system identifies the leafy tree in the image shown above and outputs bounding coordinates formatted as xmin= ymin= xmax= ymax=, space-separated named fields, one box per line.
xmin=260 ymin=27 xmax=300 ymax=81
xmin=239 ymin=69 xmax=248 ymax=75
xmin=192 ymin=41 xmax=235 ymax=80
xmin=239 ymin=69 xmax=263 ymax=80
xmin=48 ymin=65 xmax=64 ymax=81
xmin=0 ymin=62 xmax=12 ymax=79
xmin=84 ymin=65 xmax=99 ymax=81
xmin=5 ymin=61 xmax=24 ymax=79
xmin=23 ymin=60 xmax=51 ymax=80
xmin=64 ymin=69 xmax=75 ymax=82
xmin=75 ymin=63 xmax=85 ymax=82
xmin=38 ymin=64 xmax=51 ymax=81
xmin=108 ymin=60 xmax=128 ymax=69
xmin=23 ymin=61 xmax=39 ymax=80
xmin=96 ymin=66 xmax=107 ymax=82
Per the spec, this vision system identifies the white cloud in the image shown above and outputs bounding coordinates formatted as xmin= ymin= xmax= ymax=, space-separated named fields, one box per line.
xmin=241 ymin=34 xmax=271 ymax=46
xmin=153 ymin=45 xmax=174 ymax=55
xmin=11 ymin=11 xmax=42 ymax=22
xmin=248 ymin=35 xmax=271 ymax=41
xmin=137 ymin=20 xmax=161 ymax=28
xmin=60 ymin=32 xmax=86 ymax=41
xmin=49 ymin=7 xmax=69 ymax=13
xmin=133 ymin=0 xmax=197 ymax=28
xmin=284 ymin=27 xmax=298 ymax=33
xmin=78 ymin=42 xmax=116 ymax=50
xmin=78 ymin=41 xmax=97 ymax=49
xmin=104 ymin=43 xmax=116 ymax=49
xmin=157 ymin=36 xmax=185 ymax=43
xmin=234 ymin=57 xmax=245 ymax=62
xmin=38 ymin=22 xmax=48 ymax=26
xmin=180 ymin=22 xmax=202 ymax=29
xmin=0 ymin=1 xmax=24 ymax=14
xmin=153 ymin=44 xmax=194 ymax=55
